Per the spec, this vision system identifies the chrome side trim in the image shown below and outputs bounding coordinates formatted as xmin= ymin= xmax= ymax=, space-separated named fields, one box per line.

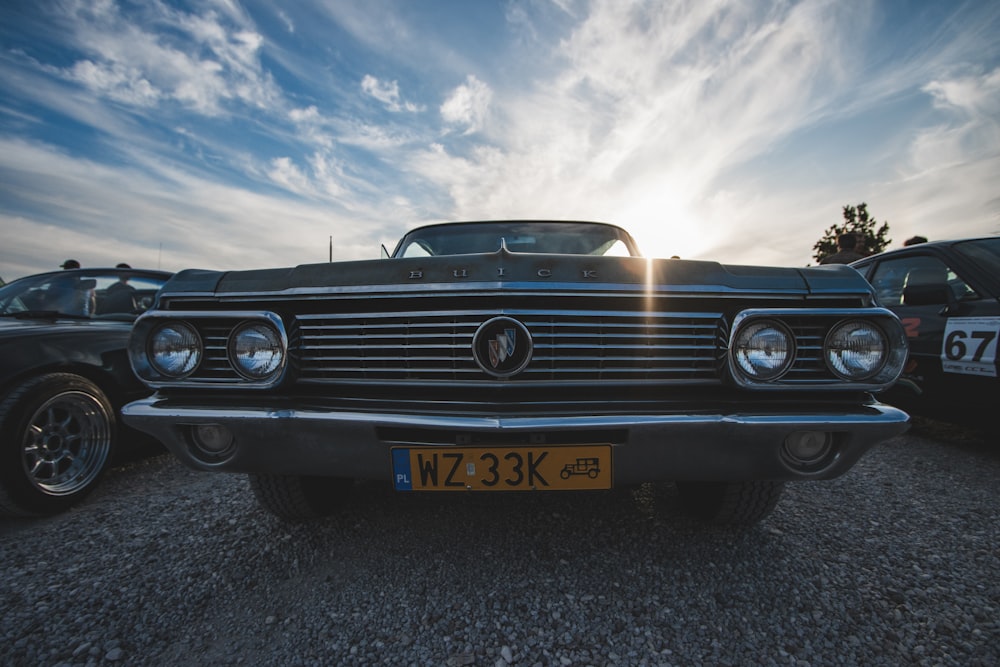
xmin=124 ymin=399 xmax=911 ymax=431
xmin=201 ymin=283 xmax=846 ymax=299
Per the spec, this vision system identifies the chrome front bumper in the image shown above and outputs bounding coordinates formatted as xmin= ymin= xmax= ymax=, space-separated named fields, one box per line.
xmin=123 ymin=397 xmax=910 ymax=483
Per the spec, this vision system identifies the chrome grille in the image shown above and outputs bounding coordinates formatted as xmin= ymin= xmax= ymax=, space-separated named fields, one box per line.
xmin=786 ymin=320 xmax=830 ymax=379
xmin=296 ymin=310 xmax=724 ymax=383
xmin=199 ymin=322 xmax=237 ymax=380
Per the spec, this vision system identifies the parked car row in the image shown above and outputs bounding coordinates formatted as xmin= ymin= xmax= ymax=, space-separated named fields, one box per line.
xmin=3 ymin=228 xmax=994 ymax=521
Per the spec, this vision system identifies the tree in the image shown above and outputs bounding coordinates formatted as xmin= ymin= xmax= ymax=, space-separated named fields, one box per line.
xmin=812 ymin=203 xmax=891 ymax=264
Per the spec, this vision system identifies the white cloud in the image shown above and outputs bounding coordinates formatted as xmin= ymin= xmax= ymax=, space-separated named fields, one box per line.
xmin=440 ymin=75 xmax=493 ymax=134
xmin=3 ymin=0 xmax=998 ymax=278
xmin=874 ymin=67 xmax=1000 ymax=242
xmin=0 ymin=137 xmax=389 ymax=277
xmin=924 ymin=69 xmax=1000 ymax=117
xmin=267 ymin=157 xmax=311 ymax=194
xmin=68 ymin=60 xmax=161 ymax=106
xmin=56 ymin=0 xmax=279 ymax=116
xmin=916 ymin=68 xmax=1000 ymax=168
xmin=400 ymin=1 xmax=860 ymax=261
xmin=361 ymin=75 xmax=424 ymax=113
xmin=289 ymin=105 xmax=321 ymax=123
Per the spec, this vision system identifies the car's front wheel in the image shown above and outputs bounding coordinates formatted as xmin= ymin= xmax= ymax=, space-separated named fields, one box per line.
xmin=675 ymin=480 xmax=785 ymax=525
xmin=248 ymin=473 xmax=353 ymax=521
xmin=0 ymin=373 xmax=115 ymax=517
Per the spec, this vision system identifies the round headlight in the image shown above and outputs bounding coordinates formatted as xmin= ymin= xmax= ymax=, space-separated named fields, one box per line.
xmin=733 ymin=320 xmax=794 ymax=381
xmin=825 ymin=320 xmax=887 ymax=380
xmin=229 ymin=321 xmax=284 ymax=380
xmin=149 ymin=322 xmax=201 ymax=378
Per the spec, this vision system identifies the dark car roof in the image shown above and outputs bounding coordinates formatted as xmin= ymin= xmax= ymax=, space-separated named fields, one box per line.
xmin=852 ymin=237 xmax=996 ymax=260
xmin=851 ymin=237 xmax=1000 ymax=296
xmin=5 ymin=267 xmax=172 ymax=282
xmin=1 ymin=268 xmax=173 ymax=293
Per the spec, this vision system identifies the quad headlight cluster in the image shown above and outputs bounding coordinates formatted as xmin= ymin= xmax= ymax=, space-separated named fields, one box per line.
xmin=131 ymin=312 xmax=287 ymax=386
xmin=730 ymin=309 xmax=906 ymax=388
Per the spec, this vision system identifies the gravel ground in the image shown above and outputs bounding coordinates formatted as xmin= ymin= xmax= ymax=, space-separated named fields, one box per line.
xmin=1 ymin=418 xmax=997 ymax=667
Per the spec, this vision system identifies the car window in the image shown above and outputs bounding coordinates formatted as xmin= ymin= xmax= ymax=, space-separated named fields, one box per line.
xmin=869 ymin=255 xmax=977 ymax=306
xmin=852 ymin=262 xmax=873 ymax=280
xmin=394 ymin=222 xmax=642 ymax=258
xmin=953 ymin=238 xmax=1000 ymax=276
xmin=0 ymin=270 xmax=170 ymax=318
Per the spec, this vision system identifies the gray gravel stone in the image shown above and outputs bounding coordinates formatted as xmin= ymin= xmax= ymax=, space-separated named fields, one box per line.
xmin=1 ymin=418 xmax=997 ymax=666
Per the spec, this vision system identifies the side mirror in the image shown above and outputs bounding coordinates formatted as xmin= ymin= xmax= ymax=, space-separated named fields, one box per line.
xmin=903 ymin=283 xmax=959 ymax=314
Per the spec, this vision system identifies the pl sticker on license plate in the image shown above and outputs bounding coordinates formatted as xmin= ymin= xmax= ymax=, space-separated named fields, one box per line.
xmin=391 ymin=445 xmax=612 ymax=492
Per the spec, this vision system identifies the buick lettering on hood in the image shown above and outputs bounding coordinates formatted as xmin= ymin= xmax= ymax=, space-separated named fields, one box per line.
xmin=123 ymin=221 xmax=909 ymax=524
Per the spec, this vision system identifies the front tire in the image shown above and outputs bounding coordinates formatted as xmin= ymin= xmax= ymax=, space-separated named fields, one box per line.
xmin=248 ymin=474 xmax=352 ymax=521
xmin=676 ymin=480 xmax=785 ymax=526
xmin=0 ymin=373 xmax=115 ymax=517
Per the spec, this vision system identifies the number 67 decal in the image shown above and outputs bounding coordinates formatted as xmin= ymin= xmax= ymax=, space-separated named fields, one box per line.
xmin=941 ymin=317 xmax=1000 ymax=377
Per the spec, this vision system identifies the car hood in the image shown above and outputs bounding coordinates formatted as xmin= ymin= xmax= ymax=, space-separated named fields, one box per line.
xmin=0 ymin=317 xmax=125 ymax=340
xmin=160 ymin=250 xmax=872 ymax=298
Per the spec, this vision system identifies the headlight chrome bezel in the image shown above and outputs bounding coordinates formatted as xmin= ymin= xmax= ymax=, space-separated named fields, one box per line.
xmin=824 ymin=319 xmax=889 ymax=381
xmin=228 ymin=320 xmax=286 ymax=381
xmin=147 ymin=321 xmax=202 ymax=379
xmin=732 ymin=319 xmax=795 ymax=382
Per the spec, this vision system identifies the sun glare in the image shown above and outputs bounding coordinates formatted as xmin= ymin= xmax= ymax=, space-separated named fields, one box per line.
xmin=617 ymin=196 xmax=717 ymax=261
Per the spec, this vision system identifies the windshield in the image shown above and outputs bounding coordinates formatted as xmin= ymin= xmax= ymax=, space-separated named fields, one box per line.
xmin=0 ymin=269 xmax=170 ymax=319
xmin=392 ymin=221 xmax=641 ymax=258
xmin=953 ymin=238 xmax=1000 ymax=278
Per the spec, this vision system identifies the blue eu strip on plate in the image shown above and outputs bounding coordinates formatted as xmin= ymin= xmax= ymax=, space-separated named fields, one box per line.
xmin=392 ymin=448 xmax=412 ymax=491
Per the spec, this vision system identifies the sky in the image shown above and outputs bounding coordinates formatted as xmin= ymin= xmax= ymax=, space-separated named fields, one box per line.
xmin=1 ymin=0 xmax=998 ymax=280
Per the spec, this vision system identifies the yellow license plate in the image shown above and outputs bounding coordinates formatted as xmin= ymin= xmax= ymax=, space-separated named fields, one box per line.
xmin=391 ymin=445 xmax=612 ymax=491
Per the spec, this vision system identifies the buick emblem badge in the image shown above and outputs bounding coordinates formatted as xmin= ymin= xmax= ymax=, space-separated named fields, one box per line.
xmin=473 ymin=316 xmax=533 ymax=378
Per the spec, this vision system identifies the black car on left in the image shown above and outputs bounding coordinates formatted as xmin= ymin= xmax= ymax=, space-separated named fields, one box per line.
xmin=0 ymin=267 xmax=172 ymax=516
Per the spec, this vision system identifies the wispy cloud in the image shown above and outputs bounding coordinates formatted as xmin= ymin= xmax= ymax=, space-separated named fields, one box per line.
xmin=0 ymin=137 xmax=391 ymax=274
xmin=440 ymin=75 xmax=493 ymax=135
xmin=55 ymin=0 xmax=279 ymax=116
xmin=361 ymin=75 xmax=424 ymax=113
xmin=0 ymin=0 xmax=998 ymax=279
xmin=400 ymin=1 xmax=865 ymax=257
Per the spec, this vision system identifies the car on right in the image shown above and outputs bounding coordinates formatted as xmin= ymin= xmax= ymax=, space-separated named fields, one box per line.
xmin=851 ymin=237 xmax=999 ymax=419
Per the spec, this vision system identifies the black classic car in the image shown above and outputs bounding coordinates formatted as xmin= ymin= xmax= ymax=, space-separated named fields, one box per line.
xmin=851 ymin=238 xmax=999 ymax=420
xmin=122 ymin=221 xmax=910 ymax=525
xmin=0 ymin=267 xmax=172 ymax=516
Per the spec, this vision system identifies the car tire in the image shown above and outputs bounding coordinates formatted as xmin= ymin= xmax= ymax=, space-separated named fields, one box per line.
xmin=248 ymin=473 xmax=352 ymax=521
xmin=0 ymin=373 xmax=115 ymax=517
xmin=676 ymin=480 xmax=785 ymax=525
